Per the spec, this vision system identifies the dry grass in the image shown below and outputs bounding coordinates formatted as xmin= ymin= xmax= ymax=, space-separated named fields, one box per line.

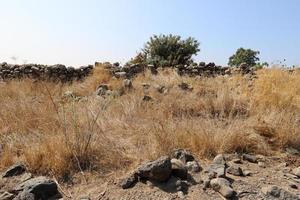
xmin=0 ymin=65 xmax=299 ymax=180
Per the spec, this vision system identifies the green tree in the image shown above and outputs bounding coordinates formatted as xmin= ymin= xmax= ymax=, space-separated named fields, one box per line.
xmin=228 ymin=48 xmax=260 ymax=67
xmin=142 ymin=34 xmax=200 ymax=67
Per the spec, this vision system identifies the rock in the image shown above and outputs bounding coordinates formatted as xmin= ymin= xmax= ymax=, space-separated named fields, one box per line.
xmin=14 ymin=176 xmax=61 ymax=200
xmin=261 ymin=185 xmax=299 ymax=200
xmin=292 ymin=167 xmax=300 ymax=177
xmin=142 ymin=95 xmax=152 ymax=101
xmin=114 ymin=72 xmax=127 ymax=78
xmin=289 ymin=183 xmax=298 ymax=189
xmin=96 ymin=84 xmax=109 ymax=96
xmin=178 ymin=82 xmax=193 ymax=91
xmin=156 ymin=85 xmax=167 ymax=94
xmin=166 ymin=176 xmax=188 ymax=192
xmin=0 ymin=192 xmax=14 ymax=200
xmin=213 ymin=154 xmax=226 ymax=165
xmin=186 ymin=161 xmax=201 ymax=173
xmin=258 ymin=161 xmax=266 ymax=168
xmin=123 ymin=79 xmax=133 ymax=90
xmin=205 ymin=164 xmax=226 ymax=178
xmin=173 ymin=149 xmax=195 ymax=163
xmin=136 ymin=156 xmax=172 ymax=182
xmin=210 ymin=178 xmax=235 ymax=198
xmin=177 ymin=191 xmax=185 ymax=199
xmin=120 ymin=173 xmax=138 ymax=189
xmin=227 ymin=165 xmax=243 ymax=176
xmin=285 ymin=147 xmax=300 ymax=155
xmin=2 ymin=163 xmax=26 ymax=178
xmin=203 ymin=179 xmax=210 ymax=190
xmin=243 ymin=170 xmax=252 ymax=176
xmin=232 ymin=158 xmax=243 ymax=164
xmin=13 ymin=191 xmax=35 ymax=200
xmin=205 ymin=154 xmax=227 ymax=178
xmin=171 ymin=159 xmax=188 ymax=180
xmin=242 ymin=154 xmax=258 ymax=163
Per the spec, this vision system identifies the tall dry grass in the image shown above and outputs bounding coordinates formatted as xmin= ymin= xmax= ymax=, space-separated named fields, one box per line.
xmin=0 ymin=66 xmax=299 ymax=180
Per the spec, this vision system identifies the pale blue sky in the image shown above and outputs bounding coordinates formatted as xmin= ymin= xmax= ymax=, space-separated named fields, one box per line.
xmin=0 ymin=0 xmax=299 ymax=66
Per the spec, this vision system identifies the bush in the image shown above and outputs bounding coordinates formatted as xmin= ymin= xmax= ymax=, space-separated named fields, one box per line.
xmin=228 ymin=48 xmax=260 ymax=67
xmin=141 ymin=34 xmax=200 ymax=67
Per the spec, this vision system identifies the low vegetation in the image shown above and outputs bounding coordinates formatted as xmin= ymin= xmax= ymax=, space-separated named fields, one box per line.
xmin=0 ymin=64 xmax=299 ymax=181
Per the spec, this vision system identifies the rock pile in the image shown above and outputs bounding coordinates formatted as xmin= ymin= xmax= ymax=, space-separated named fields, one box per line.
xmin=120 ymin=151 xmax=300 ymax=199
xmin=0 ymin=62 xmax=93 ymax=82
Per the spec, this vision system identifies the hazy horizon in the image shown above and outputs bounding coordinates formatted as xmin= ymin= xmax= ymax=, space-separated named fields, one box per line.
xmin=0 ymin=0 xmax=299 ymax=67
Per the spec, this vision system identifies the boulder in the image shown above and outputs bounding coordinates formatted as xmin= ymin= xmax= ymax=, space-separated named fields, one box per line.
xmin=136 ymin=156 xmax=172 ymax=182
xmin=14 ymin=176 xmax=61 ymax=200
xmin=210 ymin=178 xmax=235 ymax=198
xmin=261 ymin=185 xmax=299 ymax=200
xmin=2 ymin=163 xmax=26 ymax=178
xmin=171 ymin=159 xmax=188 ymax=180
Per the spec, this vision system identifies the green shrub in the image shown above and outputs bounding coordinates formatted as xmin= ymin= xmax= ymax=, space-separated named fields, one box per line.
xmin=228 ymin=48 xmax=260 ymax=67
xmin=141 ymin=34 xmax=200 ymax=67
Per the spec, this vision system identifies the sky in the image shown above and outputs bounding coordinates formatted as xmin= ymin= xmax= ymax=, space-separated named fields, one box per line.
xmin=0 ymin=0 xmax=299 ymax=67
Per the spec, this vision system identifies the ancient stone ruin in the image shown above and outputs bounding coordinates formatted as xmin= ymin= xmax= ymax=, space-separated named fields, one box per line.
xmin=0 ymin=62 xmax=93 ymax=82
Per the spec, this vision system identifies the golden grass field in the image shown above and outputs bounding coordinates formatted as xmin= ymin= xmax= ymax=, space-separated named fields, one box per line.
xmin=0 ymin=65 xmax=299 ymax=181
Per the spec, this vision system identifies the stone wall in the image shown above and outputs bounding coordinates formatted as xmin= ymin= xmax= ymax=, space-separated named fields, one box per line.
xmin=96 ymin=62 xmax=256 ymax=79
xmin=0 ymin=62 xmax=93 ymax=82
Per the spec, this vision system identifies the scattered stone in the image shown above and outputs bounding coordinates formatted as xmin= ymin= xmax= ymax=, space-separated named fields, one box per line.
xmin=156 ymin=85 xmax=168 ymax=94
xmin=203 ymin=179 xmax=210 ymax=190
xmin=14 ymin=176 xmax=62 ymax=200
xmin=289 ymin=183 xmax=298 ymax=189
xmin=96 ymin=84 xmax=109 ymax=96
xmin=136 ymin=156 xmax=172 ymax=182
xmin=292 ymin=167 xmax=300 ymax=178
xmin=227 ymin=165 xmax=243 ymax=176
xmin=114 ymin=72 xmax=127 ymax=78
xmin=177 ymin=191 xmax=185 ymax=199
xmin=0 ymin=191 xmax=14 ymax=200
xmin=178 ymin=82 xmax=193 ymax=91
xmin=232 ymin=158 xmax=243 ymax=164
xmin=171 ymin=159 xmax=188 ymax=180
xmin=212 ymin=154 xmax=226 ymax=165
xmin=173 ymin=149 xmax=195 ymax=164
xmin=261 ymin=185 xmax=299 ymax=200
xmin=243 ymin=170 xmax=252 ymax=176
xmin=120 ymin=173 xmax=138 ymax=189
xmin=123 ymin=79 xmax=133 ymax=90
xmin=186 ymin=161 xmax=201 ymax=173
xmin=258 ymin=161 xmax=266 ymax=168
xmin=2 ymin=163 xmax=26 ymax=178
xmin=285 ymin=147 xmax=300 ymax=155
xmin=242 ymin=154 xmax=258 ymax=163
xmin=205 ymin=164 xmax=226 ymax=178
xmin=142 ymin=95 xmax=152 ymax=101
xmin=210 ymin=178 xmax=235 ymax=198
xmin=166 ymin=176 xmax=188 ymax=192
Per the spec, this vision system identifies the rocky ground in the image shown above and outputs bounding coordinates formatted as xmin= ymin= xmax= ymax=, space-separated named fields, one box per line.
xmin=1 ymin=149 xmax=300 ymax=200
